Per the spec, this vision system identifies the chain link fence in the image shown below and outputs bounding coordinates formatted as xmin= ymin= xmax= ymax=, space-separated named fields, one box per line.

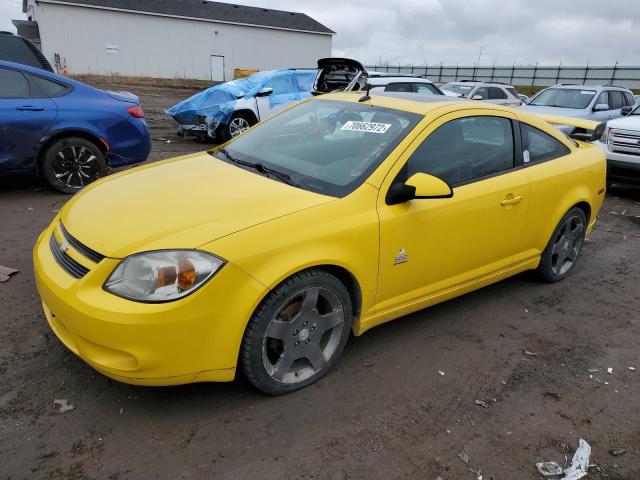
xmin=366 ymin=64 xmax=640 ymax=89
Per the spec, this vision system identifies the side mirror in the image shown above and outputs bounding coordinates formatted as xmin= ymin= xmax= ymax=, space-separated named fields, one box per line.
xmin=386 ymin=173 xmax=453 ymax=205
xmin=472 ymin=95 xmax=483 ymax=100
xmin=621 ymin=106 xmax=633 ymax=116
xmin=593 ymin=103 xmax=609 ymax=112
xmin=256 ymin=87 xmax=273 ymax=97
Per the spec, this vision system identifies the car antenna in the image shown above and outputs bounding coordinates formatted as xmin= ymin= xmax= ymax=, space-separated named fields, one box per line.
xmin=358 ymin=83 xmax=372 ymax=102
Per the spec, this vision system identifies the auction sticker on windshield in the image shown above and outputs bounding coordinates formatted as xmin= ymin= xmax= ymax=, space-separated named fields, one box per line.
xmin=341 ymin=121 xmax=391 ymax=134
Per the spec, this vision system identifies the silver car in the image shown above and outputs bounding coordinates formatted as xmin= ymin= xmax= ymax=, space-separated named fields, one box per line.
xmin=441 ymin=81 xmax=522 ymax=107
xmin=521 ymin=84 xmax=636 ymax=134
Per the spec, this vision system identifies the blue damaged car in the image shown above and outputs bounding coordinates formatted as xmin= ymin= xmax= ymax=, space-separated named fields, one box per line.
xmin=166 ymin=69 xmax=315 ymax=141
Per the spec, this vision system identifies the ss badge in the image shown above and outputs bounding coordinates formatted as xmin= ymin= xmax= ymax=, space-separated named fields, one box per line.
xmin=394 ymin=248 xmax=408 ymax=265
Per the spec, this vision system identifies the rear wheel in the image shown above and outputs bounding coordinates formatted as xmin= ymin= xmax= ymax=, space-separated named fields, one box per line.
xmin=41 ymin=137 xmax=106 ymax=194
xmin=536 ymin=207 xmax=587 ymax=282
xmin=221 ymin=113 xmax=254 ymax=141
xmin=241 ymin=269 xmax=353 ymax=395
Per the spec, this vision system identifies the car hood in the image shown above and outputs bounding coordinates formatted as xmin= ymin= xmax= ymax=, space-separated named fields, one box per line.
xmin=606 ymin=115 xmax=640 ymax=130
xmin=60 ymin=152 xmax=334 ymax=259
xmin=520 ymin=104 xmax=590 ymax=118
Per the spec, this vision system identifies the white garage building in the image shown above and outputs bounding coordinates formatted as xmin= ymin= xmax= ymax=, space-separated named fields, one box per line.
xmin=17 ymin=0 xmax=334 ymax=81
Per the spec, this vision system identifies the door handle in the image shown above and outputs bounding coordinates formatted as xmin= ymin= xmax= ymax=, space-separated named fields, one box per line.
xmin=16 ymin=105 xmax=44 ymax=111
xmin=501 ymin=195 xmax=522 ymax=206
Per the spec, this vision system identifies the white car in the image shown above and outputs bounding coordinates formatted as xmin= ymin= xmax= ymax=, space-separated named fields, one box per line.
xmin=441 ymin=81 xmax=522 ymax=107
xmin=595 ymin=103 xmax=640 ymax=186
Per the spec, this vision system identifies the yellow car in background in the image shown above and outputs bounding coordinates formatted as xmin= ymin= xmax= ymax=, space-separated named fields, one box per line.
xmin=34 ymin=92 xmax=606 ymax=395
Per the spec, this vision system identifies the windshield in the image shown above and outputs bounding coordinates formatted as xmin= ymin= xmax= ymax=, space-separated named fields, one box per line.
xmin=628 ymin=104 xmax=640 ymax=116
xmin=213 ymin=99 xmax=420 ymax=197
xmin=442 ymin=84 xmax=474 ymax=96
xmin=529 ymin=88 xmax=596 ymax=109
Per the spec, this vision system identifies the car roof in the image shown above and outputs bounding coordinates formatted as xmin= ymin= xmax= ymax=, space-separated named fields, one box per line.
xmin=0 ymin=59 xmax=87 ymax=89
xmin=447 ymin=81 xmax=514 ymax=88
xmin=368 ymin=76 xmax=434 ymax=84
xmin=547 ymin=84 xmax=630 ymax=92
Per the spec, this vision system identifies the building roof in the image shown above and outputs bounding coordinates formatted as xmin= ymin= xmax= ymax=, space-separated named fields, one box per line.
xmin=33 ymin=0 xmax=335 ymax=35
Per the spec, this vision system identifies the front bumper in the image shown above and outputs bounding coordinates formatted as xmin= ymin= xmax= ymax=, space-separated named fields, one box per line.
xmin=594 ymin=141 xmax=640 ymax=185
xmin=33 ymin=222 xmax=267 ymax=386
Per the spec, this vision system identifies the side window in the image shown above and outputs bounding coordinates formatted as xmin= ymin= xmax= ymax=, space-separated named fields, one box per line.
xmin=413 ymin=83 xmax=439 ymax=95
xmin=506 ymin=87 xmax=519 ymax=98
xmin=623 ymin=92 xmax=635 ymax=106
xmin=384 ymin=82 xmax=413 ymax=93
xmin=521 ymin=123 xmax=570 ymax=163
xmin=609 ymin=91 xmax=624 ymax=109
xmin=595 ymin=91 xmax=609 ymax=108
xmin=266 ymin=75 xmax=294 ymax=95
xmin=0 ymin=68 xmax=30 ymax=98
xmin=24 ymin=73 xmax=70 ymax=98
xmin=473 ymin=87 xmax=488 ymax=99
xmin=407 ymin=116 xmax=514 ymax=186
xmin=488 ymin=87 xmax=507 ymax=100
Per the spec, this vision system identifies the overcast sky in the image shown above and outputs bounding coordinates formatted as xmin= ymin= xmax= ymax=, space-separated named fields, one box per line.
xmin=2 ymin=0 xmax=639 ymax=65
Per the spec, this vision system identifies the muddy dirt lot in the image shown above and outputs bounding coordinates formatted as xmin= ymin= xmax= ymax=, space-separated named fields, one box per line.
xmin=1 ymin=82 xmax=639 ymax=480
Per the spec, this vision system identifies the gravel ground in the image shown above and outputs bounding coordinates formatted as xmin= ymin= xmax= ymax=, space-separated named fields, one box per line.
xmin=1 ymin=82 xmax=639 ymax=480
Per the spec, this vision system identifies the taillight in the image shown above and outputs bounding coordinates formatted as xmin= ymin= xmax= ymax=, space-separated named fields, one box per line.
xmin=128 ymin=105 xmax=145 ymax=118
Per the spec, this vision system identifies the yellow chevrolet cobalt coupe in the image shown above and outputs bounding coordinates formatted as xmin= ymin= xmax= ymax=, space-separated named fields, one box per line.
xmin=34 ymin=92 xmax=606 ymax=394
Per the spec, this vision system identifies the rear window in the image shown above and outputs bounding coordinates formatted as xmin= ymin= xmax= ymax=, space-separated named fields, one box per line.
xmin=0 ymin=35 xmax=51 ymax=71
xmin=32 ymin=75 xmax=70 ymax=97
xmin=506 ymin=87 xmax=518 ymax=98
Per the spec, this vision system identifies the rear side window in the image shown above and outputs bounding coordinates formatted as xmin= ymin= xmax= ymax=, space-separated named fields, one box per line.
xmin=506 ymin=87 xmax=518 ymax=98
xmin=384 ymin=83 xmax=413 ymax=93
xmin=609 ymin=91 xmax=624 ymax=109
xmin=407 ymin=116 xmax=514 ymax=186
xmin=521 ymin=123 xmax=570 ymax=163
xmin=488 ymin=87 xmax=507 ymax=100
xmin=623 ymin=92 xmax=635 ymax=106
xmin=32 ymin=75 xmax=70 ymax=97
xmin=414 ymin=83 xmax=440 ymax=95
xmin=0 ymin=68 xmax=30 ymax=98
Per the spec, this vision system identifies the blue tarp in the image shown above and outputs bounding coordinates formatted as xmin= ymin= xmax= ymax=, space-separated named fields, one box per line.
xmin=165 ymin=69 xmax=316 ymax=126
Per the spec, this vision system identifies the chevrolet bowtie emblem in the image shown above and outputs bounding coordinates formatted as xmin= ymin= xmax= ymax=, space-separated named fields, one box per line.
xmin=394 ymin=248 xmax=408 ymax=265
xmin=58 ymin=240 xmax=70 ymax=253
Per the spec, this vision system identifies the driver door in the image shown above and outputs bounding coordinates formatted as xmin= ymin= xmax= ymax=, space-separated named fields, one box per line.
xmin=255 ymin=73 xmax=296 ymax=121
xmin=375 ymin=110 xmax=530 ymax=314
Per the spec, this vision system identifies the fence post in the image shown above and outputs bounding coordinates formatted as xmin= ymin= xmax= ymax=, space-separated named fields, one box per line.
xmin=510 ymin=61 xmax=514 ymax=85
xmin=411 ymin=64 xmax=414 ymax=74
xmin=583 ymin=61 xmax=589 ymax=85
xmin=555 ymin=61 xmax=561 ymax=84
xmin=611 ymin=61 xmax=618 ymax=86
xmin=489 ymin=61 xmax=495 ymax=82
xmin=455 ymin=63 xmax=459 ymax=81
xmin=531 ymin=61 xmax=537 ymax=86
xmin=439 ymin=61 xmax=443 ymax=82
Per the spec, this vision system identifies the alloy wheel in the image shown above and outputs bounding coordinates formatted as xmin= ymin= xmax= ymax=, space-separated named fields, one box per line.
xmin=51 ymin=145 xmax=101 ymax=189
xmin=229 ymin=117 xmax=250 ymax=137
xmin=550 ymin=214 xmax=585 ymax=276
xmin=262 ymin=286 xmax=345 ymax=384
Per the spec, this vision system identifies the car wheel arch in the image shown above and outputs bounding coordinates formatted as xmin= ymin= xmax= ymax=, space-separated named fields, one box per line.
xmin=538 ymin=195 xmax=593 ymax=253
xmin=230 ymin=109 xmax=258 ymax=125
xmin=37 ymin=129 xmax=108 ymax=174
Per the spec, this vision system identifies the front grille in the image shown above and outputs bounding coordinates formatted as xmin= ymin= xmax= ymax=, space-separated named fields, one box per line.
xmin=60 ymin=222 xmax=105 ymax=263
xmin=49 ymin=234 xmax=89 ymax=279
xmin=609 ymin=128 xmax=640 ymax=156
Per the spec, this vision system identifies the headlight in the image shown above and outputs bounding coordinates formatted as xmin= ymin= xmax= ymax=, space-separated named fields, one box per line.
xmin=104 ymin=250 xmax=224 ymax=302
xmin=600 ymin=127 xmax=611 ymax=143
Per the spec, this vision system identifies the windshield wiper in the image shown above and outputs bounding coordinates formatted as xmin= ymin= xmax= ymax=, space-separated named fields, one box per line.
xmin=216 ymin=148 xmax=297 ymax=187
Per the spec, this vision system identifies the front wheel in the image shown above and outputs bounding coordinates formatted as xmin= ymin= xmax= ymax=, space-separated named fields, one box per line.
xmin=240 ymin=269 xmax=353 ymax=395
xmin=221 ymin=113 xmax=254 ymax=141
xmin=41 ymin=137 xmax=106 ymax=194
xmin=536 ymin=207 xmax=587 ymax=282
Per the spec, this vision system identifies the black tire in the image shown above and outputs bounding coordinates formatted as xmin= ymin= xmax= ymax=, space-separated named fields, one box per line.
xmin=536 ymin=207 xmax=587 ymax=282
xmin=41 ymin=137 xmax=106 ymax=194
xmin=221 ymin=112 xmax=254 ymax=142
xmin=241 ymin=269 xmax=353 ymax=395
